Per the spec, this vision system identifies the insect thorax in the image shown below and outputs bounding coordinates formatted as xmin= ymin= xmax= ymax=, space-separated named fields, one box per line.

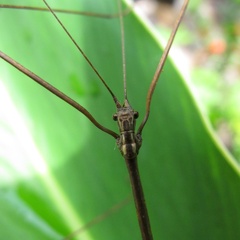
xmin=113 ymin=100 xmax=142 ymax=159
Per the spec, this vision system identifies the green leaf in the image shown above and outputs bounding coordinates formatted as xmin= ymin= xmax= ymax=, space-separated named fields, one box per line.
xmin=0 ymin=0 xmax=240 ymax=239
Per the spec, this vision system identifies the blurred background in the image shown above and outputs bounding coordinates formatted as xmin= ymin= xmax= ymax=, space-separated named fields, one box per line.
xmin=134 ymin=0 xmax=240 ymax=162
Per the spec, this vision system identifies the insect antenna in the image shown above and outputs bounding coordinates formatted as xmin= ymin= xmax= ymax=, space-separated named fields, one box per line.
xmin=0 ymin=0 xmax=129 ymax=138
xmin=42 ymin=0 xmax=121 ymax=108
xmin=117 ymin=0 xmax=128 ymax=101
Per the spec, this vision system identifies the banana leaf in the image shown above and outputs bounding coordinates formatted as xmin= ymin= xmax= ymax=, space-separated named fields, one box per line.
xmin=0 ymin=0 xmax=239 ymax=239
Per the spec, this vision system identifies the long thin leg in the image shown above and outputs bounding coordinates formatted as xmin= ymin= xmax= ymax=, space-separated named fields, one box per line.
xmin=137 ymin=0 xmax=189 ymax=135
xmin=64 ymin=197 xmax=131 ymax=240
xmin=0 ymin=51 xmax=118 ymax=139
xmin=0 ymin=4 xmax=132 ymax=18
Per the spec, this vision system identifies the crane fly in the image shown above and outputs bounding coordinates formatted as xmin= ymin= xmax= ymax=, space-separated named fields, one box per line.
xmin=0 ymin=0 xmax=189 ymax=239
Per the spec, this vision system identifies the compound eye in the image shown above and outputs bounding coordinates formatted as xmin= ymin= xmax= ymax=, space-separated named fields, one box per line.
xmin=134 ymin=111 xmax=139 ymax=119
xmin=113 ymin=114 xmax=118 ymax=121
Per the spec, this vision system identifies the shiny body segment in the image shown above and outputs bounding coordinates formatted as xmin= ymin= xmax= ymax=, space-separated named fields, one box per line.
xmin=114 ymin=99 xmax=142 ymax=159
